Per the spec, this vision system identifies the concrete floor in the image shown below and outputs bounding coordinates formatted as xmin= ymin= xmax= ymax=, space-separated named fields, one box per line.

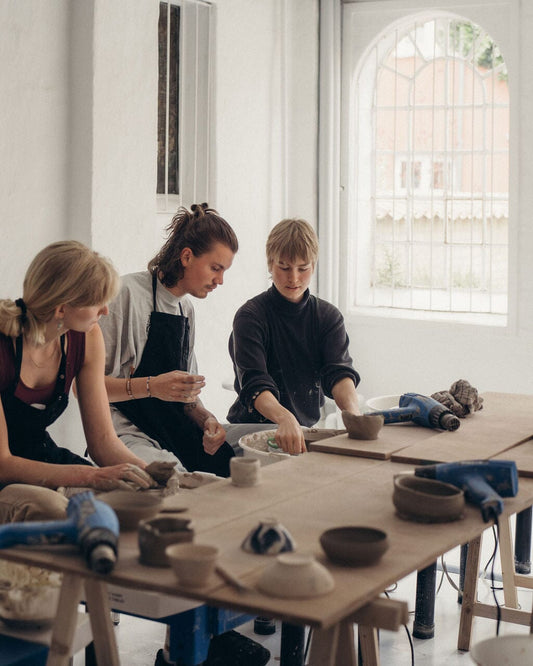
xmin=71 ymin=539 xmax=533 ymax=665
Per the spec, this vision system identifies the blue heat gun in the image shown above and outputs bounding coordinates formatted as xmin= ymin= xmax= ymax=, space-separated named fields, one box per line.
xmin=415 ymin=460 xmax=519 ymax=522
xmin=0 ymin=491 xmax=119 ymax=573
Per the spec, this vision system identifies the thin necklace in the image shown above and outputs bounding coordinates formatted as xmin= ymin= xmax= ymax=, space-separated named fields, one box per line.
xmin=26 ymin=340 xmax=60 ymax=369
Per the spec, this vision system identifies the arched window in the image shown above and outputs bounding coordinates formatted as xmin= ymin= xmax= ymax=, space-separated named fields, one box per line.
xmin=345 ymin=12 xmax=509 ymax=319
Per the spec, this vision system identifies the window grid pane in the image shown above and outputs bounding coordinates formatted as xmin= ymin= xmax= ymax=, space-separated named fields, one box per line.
xmin=361 ymin=17 xmax=509 ymax=315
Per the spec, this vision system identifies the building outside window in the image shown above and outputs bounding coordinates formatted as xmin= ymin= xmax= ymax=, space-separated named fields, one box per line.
xmin=342 ymin=4 xmax=511 ymax=322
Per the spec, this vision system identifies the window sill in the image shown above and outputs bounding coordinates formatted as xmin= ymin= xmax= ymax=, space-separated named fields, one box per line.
xmin=348 ymin=305 xmax=507 ymax=329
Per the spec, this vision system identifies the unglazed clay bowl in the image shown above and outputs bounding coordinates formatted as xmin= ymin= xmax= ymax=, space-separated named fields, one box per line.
xmin=138 ymin=516 xmax=194 ymax=567
xmin=393 ymin=474 xmax=465 ymax=523
xmin=166 ymin=543 xmax=219 ymax=588
xmin=257 ymin=552 xmax=334 ymax=599
xmin=320 ymin=526 xmax=389 ymax=566
xmin=341 ymin=411 xmax=384 ymax=440
xmin=98 ymin=490 xmax=163 ymax=531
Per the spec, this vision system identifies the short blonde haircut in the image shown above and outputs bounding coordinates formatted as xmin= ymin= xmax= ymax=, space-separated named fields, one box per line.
xmin=266 ymin=218 xmax=319 ymax=271
xmin=0 ymin=241 xmax=119 ymax=345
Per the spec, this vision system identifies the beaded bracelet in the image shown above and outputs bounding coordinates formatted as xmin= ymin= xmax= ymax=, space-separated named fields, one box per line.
xmin=126 ymin=377 xmax=135 ymax=400
xmin=146 ymin=376 xmax=152 ymax=397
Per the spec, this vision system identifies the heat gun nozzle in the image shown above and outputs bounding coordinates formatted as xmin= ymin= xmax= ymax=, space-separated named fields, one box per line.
xmin=89 ymin=543 xmax=117 ymax=574
xmin=439 ymin=412 xmax=461 ymax=431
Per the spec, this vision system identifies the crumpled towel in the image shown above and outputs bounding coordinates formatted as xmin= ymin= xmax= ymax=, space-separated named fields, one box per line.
xmin=431 ymin=379 xmax=484 ymax=418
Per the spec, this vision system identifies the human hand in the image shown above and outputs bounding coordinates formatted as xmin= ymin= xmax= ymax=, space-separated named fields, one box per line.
xmin=202 ymin=417 xmax=226 ymax=455
xmin=274 ymin=417 xmax=307 ymax=455
xmin=149 ymin=370 xmax=205 ymax=403
xmin=89 ymin=463 xmax=158 ymax=491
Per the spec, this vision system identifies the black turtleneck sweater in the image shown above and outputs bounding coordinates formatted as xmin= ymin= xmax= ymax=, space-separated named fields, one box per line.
xmin=227 ymin=286 xmax=360 ymax=427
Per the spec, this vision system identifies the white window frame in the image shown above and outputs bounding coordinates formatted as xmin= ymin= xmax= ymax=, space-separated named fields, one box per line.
xmin=157 ymin=0 xmax=214 ymax=213
xmin=325 ymin=0 xmax=519 ymax=328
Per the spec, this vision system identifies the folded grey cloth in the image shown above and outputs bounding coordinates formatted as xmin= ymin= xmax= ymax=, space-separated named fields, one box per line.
xmin=432 ymin=379 xmax=483 ymax=418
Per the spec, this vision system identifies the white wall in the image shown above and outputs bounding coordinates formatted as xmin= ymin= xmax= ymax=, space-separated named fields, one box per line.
xmin=0 ymin=0 xmax=319 ymax=453
xmin=0 ymin=0 xmax=70 ymax=292
xmin=194 ymin=0 xmax=319 ymax=416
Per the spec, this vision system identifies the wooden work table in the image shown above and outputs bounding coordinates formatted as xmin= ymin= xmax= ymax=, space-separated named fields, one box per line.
xmin=2 ymin=392 xmax=533 ymax=665
xmin=1 ymin=454 xmax=533 ymax=665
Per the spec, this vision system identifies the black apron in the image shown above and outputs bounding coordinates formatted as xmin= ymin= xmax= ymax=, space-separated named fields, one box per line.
xmin=112 ymin=273 xmax=234 ymax=476
xmin=0 ymin=334 xmax=92 ymax=489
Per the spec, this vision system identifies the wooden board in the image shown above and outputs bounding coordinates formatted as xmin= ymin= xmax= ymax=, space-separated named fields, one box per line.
xmin=307 ymin=425 xmax=439 ymax=460
xmin=493 ymin=439 xmax=533 ymax=478
xmin=390 ymin=392 xmax=533 ymax=466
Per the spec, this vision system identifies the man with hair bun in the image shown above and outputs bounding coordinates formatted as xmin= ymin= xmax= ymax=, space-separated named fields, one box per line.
xmin=100 ymin=205 xmax=271 ymax=666
xmin=101 ymin=203 xmax=237 ymax=477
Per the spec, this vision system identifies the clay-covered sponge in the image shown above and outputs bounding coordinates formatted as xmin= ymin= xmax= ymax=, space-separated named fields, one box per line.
xmin=342 ymin=410 xmax=384 ymax=440
xmin=241 ymin=518 xmax=296 ymax=555
xmin=393 ymin=474 xmax=465 ymax=523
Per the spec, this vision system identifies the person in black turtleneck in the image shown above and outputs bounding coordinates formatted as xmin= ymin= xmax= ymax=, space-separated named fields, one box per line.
xmin=227 ymin=218 xmax=361 ymax=455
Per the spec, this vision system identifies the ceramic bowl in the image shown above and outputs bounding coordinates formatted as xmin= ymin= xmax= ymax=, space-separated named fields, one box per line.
xmin=365 ymin=395 xmax=401 ymax=412
xmin=241 ymin=518 xmax=296 ymax=555
xmin=257 ymin=552 xmax=335 ymax=598
xmin=238 ymin=430 xmax=291 ymax=466
xmin=341 ymin=411 xmax=384 ymax=440
xmin=166 ymin=543 xmax=219 ymax=588
xmin=470 ymin=634 xmax=533 ymax=665
xmin=393 ymin=474 xmax=465 ymax=523
xmin=320 ymin=526 xmax=389 ymax=566
xmin=138 ymin=516 xmax=194 ymax=567
xmin=97 ymin=490 xmax=163 ymax=531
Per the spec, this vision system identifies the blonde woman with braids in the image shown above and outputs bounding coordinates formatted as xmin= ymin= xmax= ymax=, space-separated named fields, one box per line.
xmin=0 ymin=241 xmax=156 ymax=523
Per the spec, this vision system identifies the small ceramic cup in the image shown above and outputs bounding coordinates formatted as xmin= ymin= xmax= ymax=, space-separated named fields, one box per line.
xmin=230 ymin=457 xmax=261 ymax=487
xmin=166 ymin=543 xmax=219 ymax=588
xmin=138 ymin=516 xmax=194 ymax=567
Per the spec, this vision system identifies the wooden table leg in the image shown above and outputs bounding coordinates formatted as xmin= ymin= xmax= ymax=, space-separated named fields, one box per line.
xmin=458 ymin=536 xmax=481 ymax=651
xmin=84 ymin=579 xmax=120 ymax=666
xmin=308 ymin=625 xmax=338 ymax=666
xmin=47 ymin=573 xmax=83 ymax=666
xmin=498 ymin=515 xmax=519 ymax=608
xmin=358 ymin=625 xmax=379 ymax=666
xmin=308 ymin=621 xmax=357 ymax=666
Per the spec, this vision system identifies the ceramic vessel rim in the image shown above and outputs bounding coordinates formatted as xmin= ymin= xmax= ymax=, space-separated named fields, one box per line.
xmin=98 ymin=490 xmax=163 ymax=508
xmin=165 ymin=543 xmax=218 ymax=560
xmin=394 ymin=474 xmax=464 ymax=498
xmin=321 ymin=526 xmax=388 ymax=544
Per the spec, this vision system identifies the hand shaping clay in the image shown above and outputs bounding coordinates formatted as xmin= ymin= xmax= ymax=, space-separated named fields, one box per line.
xmin=341 ymin=411 xmax=384 ymax=440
